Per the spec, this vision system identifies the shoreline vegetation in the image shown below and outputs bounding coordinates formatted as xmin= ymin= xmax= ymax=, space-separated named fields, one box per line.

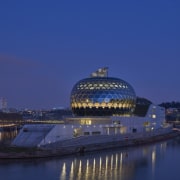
xmin=0 ymin=129 xmax=180 ymax=160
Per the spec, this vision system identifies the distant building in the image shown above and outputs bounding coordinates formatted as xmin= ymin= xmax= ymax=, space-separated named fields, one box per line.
xmin=0 ymin=97 xmax=7 ymax=110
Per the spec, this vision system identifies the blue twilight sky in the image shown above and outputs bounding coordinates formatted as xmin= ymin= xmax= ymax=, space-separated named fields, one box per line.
xmin=0 ymin=0 xmax=180 ymax=109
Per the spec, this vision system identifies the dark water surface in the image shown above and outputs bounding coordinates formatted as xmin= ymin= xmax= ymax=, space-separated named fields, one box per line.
xmin=0 ymin=134 xmax=180 ymax=180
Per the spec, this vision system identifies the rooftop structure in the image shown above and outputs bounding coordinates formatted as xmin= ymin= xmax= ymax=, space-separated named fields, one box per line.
xmin=71 ymin=68 xmax=136 ymax=116
xmin=90 ymin=67 xmax=109 ymax=77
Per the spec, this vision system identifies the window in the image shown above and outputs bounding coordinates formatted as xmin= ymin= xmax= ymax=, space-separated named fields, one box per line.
xmin=73 ymin=128 xmax=82 ymax=137
xmin=92 ymin=131 xmax=101 ymax=135
xmin=84 ymin=132 xmax=90 ymax=135
xmin=143 ymin=122 xmax=150 ymax=126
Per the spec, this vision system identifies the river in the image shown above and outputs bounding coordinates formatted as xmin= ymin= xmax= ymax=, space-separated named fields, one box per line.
xmin=0 ymin=131 xmax=180 ymax=180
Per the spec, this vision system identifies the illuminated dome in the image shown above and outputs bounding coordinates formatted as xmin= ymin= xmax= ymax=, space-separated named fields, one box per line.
xmin=70 ymin=68 xmax=136 ymax=116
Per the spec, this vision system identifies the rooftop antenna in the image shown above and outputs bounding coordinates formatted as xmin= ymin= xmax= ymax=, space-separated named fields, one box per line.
xmin=90 ymin=67 xmax=108 ymax=78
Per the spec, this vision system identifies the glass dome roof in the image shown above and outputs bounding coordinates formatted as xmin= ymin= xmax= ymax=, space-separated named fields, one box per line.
xmin=70 ymin=74 xmax=136 ymax=116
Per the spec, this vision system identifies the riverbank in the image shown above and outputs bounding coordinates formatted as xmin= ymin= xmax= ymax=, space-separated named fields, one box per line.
xmin=0 ymin=129 xmax=180 ymax=159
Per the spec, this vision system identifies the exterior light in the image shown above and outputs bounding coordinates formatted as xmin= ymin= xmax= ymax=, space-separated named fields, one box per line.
xmin=152 ymin=114 xmax=156 ymax=118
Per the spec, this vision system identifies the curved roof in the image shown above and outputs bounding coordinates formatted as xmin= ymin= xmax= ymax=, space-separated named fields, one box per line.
xmin=72 ymin=77 xmax=135 ymax=92
xmin=70 ymin=76 xmax=136 ymax=116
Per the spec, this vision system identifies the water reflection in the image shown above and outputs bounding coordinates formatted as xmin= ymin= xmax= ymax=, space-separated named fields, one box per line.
xmin=1 ymin=138 xmax=180 ymax=180
xmin=58 ymin=142 xmax=167 ymax=180
xmin=0 ymin=130 xmax=18 ymax=144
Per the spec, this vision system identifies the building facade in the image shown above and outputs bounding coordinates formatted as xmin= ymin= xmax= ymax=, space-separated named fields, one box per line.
xmin=0 ymin=97 xmax=7 ymax=110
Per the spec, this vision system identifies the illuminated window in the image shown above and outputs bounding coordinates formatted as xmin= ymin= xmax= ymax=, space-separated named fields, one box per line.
xmin=80 ymin=119 xmax=92 ymax=125
xmin=143 ymin=122 xmax=150 ymax=126
xmin=73 ymin=128 xmax=82 ymax=137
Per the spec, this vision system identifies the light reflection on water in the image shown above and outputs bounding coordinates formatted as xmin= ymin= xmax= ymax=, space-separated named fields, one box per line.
xmin=58 ymin=143 xmax=166 ymax=180
xmin=0 ymin=130 xmax=18 ymax=144
xmin=0 ymin=136 xmax=180 ymax=180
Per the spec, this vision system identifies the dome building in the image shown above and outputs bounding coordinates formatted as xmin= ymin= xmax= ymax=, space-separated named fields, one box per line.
xmin=71 ymin=68 xmax=136 ymax=116
xmin=12 ymin=67 xmax=172 ymax=151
